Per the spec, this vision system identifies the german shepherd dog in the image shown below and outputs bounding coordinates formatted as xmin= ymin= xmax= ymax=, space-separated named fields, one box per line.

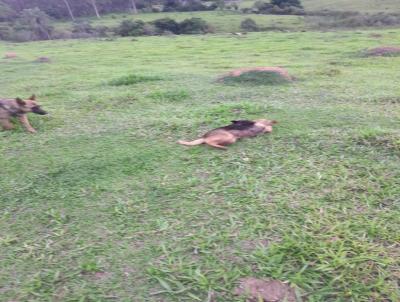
xmin=178 ymin=119 xmax=277 ymax=150
xmin=0 ymin=95 xmax=48 ymax=133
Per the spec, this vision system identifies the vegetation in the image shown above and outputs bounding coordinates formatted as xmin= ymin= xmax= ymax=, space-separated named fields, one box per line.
xmin=240 ymin=18 xmax=260 ymax=31
xmin=1 ymin=28 xmax=400 ymax=301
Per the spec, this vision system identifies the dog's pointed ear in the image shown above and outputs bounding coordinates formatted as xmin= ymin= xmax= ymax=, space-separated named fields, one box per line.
xmin=16 ymin=97 xmax=26 ymax=106
xmin=29 ymin=94 xmax=36 ymax=100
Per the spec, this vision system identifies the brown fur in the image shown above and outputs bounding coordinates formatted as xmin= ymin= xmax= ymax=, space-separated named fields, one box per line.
xmin=0 ymin=95 xmax=47 ymax=133
xmin=178 ymin=119 xmax=277 ymax=150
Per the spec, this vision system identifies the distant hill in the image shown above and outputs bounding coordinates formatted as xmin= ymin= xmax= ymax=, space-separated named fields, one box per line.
xmin=241 ymin=0 xmax=400 ymax=12
xmin=302 ymin=0 xmax=400 ymax=12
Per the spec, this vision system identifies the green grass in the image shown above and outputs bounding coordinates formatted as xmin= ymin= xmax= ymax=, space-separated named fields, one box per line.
xmin=1 ymin=28 xmax=400 ymax=301
xmin=220 ymin=71 xmax=291 ymax=86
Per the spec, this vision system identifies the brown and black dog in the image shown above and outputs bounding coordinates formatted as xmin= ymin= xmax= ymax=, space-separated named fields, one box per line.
xmin=178 ymin=119 xmax=277 ymax=150
xmin=0 ymin=95 xmax=48 ymax=133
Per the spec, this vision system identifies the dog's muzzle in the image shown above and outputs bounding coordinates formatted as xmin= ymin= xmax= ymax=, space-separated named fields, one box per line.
xmin=31 ymin=106 xmax=48 ymax=115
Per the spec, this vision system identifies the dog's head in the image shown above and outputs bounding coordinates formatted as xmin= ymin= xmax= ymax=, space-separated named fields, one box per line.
xmin=254 ymin=119 xmax=278 ymax=133
xmin=16 ymin=95 xmax=48 ymax=115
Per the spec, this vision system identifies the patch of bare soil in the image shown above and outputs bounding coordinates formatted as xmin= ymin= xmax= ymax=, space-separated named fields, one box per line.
xmin=35 ymin=56 xmax=51 ymax=63
xmin=364 ymin=46 xmax=400 ymax=57
xmin=219 ymin=67 xmax=293 ymax=81
xmin=235 ymin=277 xmax=297 ymax=302
xmin=4 ymin=52 xmax=17 ymax=59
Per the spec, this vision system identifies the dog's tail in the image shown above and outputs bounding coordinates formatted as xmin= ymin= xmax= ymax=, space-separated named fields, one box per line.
xmin=178 ymin=138 xmax=204 ymax=146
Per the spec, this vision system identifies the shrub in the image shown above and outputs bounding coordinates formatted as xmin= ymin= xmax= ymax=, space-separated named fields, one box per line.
xmin=241 ymin=18 xmax=260 ymax=32
xmin=12 ymin=8 xmax=53 ymax=41
xmin=0 ymin=24 xmax=12 ymax=40
xmin=179 ymin=18 xmax=211 ymax=34
xmin=252 ymin=0 xmax=305 ymax=15
xmin=115 ymin=20 xmax=146 ymax=36
xmin=163 ymin=0 xmax=216 ymax=12
xmin=0 ymin=2 xmax=16 ymax=21
xmin=152 ymin=18 xmax=180 ymax=34
xmin=271 ymin=0 xmax=303 ymax=9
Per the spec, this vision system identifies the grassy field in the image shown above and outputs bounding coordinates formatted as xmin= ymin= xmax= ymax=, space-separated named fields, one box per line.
xmin=1 ymin=28 xmax=400 ymax=301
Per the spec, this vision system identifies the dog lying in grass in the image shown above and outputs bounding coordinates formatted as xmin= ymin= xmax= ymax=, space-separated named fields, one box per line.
xmin=178 ymin=119 xmax=277 ymax=150
xmin=0 ymin=95 xmax=48 ymax=133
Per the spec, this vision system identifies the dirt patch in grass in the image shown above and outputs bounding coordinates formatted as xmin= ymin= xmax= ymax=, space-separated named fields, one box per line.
xmin=35 ymin=57 xmax=51 ymax=63
xmin=356 ymin=130 xmax=400 ymax=153
xmin=363 ymin=46 xmax=400 ymax=57
xmin=3 ymin=52 xmax=17 ymax=59
xmin=234 ymin=278 xmax=296 ymax=302
xmin=109 ymin=74 xmax=162 ymax=86
xmin=218 ymin=67 xmax=293 ymax=86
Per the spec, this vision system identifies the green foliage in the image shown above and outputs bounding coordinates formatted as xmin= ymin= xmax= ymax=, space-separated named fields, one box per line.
xmin=0 ymin=1 xmax=16 ymax=21
xmin=115 ymin=17 xmax=212 ymax=37
xmin=8 ymin=7 xmax=53 ymax=41
xmin=241 ymin=18 xmax=260 ymax=32
xmin=115 ymin=19 xmax=147 ymax=36
xmin=179 ymin=17 xmax=211 ymax=34
xmin=151 ymin=17 xmax=180 ymax=34
xmin=271 ymin=0 xmax=303 ymax=9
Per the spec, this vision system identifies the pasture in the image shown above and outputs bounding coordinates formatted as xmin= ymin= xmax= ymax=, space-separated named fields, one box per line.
xmin=1 ymin=28 xmax=400 ymax=301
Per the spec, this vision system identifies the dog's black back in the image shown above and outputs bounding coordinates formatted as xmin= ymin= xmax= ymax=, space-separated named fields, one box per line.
xmin=221 ymin=120 xmax=255 ymax=131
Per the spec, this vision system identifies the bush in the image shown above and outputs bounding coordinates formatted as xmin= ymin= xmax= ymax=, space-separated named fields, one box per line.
xmin=252 ymin=0 xmax=305 ymax=15
xmin=0 ymin=2 xmax=16 ymax=21
xmin=163 ymin=0 xmax=216 ymax=12
xmin=13 ymin=8 xmax=53 ymax=40
xmin=179 ymin=18 xmax=211 ymax=34
xmin=115 ymin=20 xmax=146 ymax=36
xmin=0 ymin=24 xmax=12 ymax=40
xmin=114 ymin=17 xmax=212 ymax=37
xmin=271 ymin=0 xmax=303 ymax=9
xmin=152 ymin=18 xmax=180 ymax=34
xmin=241 ymin=18 xmax=260 ymax=32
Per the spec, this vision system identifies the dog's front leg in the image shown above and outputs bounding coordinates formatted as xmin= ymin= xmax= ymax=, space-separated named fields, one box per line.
xmin=18 ymin=115 xmax=36 ymax=133
xmin=0 ymin=118 xmax=14 ymax=130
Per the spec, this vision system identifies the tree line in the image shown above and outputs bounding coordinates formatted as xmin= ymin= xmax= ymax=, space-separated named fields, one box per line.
xmin=0 ymin=0 xmax=226 ymax=21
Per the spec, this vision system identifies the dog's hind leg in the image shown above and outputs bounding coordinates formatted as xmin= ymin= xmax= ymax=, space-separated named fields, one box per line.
xmin=0 ymin=119 xmax=14 ymax=130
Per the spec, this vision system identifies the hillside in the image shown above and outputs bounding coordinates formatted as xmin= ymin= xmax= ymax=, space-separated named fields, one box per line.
xmin=241 ymin=0 xmax=400 ymax=12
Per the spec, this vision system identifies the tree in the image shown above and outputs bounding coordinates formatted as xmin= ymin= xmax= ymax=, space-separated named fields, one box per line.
xmin=16 ymin=8 xmax=53 ymax=40
xmin=271 ymin=0 xmax=303 ymax=9
xmin=61 ymin=0 xmax=75 ymax=21
xmin=89 ymin=0 xmax=101 ymax=18
xmin=130 ymin=0 xmax=138 ymax=14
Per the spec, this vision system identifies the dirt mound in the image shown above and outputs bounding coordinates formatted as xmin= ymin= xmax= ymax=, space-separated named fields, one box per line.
xmin=4 ymin=52 xmax=17 ymax=59
xmin=364 ymin=46 xmax=400 ymax=57
xmin=219 ymin=67 xmax=293 ymax=86
xmin=235 ymin=278 xmax=297 ymax=302
xmin=35 ymin=57 xmax=51 ymax=63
